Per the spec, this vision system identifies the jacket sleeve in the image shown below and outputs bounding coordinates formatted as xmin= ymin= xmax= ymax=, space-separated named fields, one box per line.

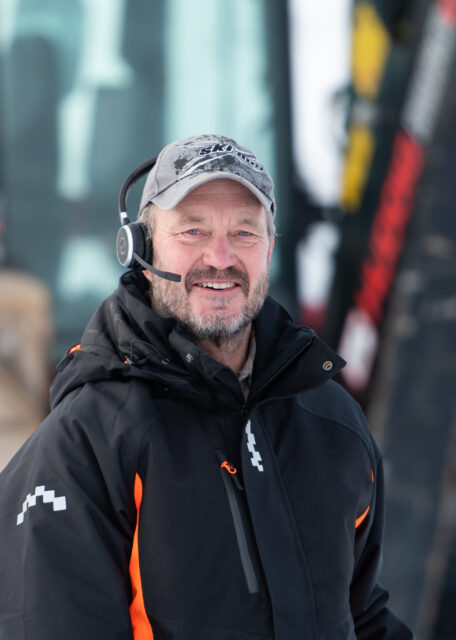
xmin=0 ymin=384 xmax=141 ymax=640
xmin=350 ymin=445 xmax=414 ymax=639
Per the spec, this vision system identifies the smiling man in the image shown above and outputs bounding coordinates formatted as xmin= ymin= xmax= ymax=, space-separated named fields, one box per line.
xmin=141 ymin=178 xmax=274 ymax=374
xmin=0 ymin=135 xmax=413 ymax=639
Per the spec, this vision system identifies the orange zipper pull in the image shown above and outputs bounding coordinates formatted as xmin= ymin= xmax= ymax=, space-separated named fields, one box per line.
xmin=220 ymin=460 xmax=237 ymax=475
xmin=216 ymin=450 xmax=244 ymax=490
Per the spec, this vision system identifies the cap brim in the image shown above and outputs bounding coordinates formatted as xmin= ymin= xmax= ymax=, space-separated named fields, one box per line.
xmin=147 ymin=171 xmax=274 ymax=214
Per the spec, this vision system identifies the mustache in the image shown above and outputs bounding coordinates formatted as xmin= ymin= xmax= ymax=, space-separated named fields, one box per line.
xmin=185 ymin=267 xmax=249 ymax=293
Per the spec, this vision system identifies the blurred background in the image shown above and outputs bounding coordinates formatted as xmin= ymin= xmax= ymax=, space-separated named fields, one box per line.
xmin=1 ymin=0 xmax=455 ymax=637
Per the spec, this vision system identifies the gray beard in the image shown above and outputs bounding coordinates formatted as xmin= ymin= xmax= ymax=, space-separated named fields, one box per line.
xmin=149 ymin=266 xmax=269 ymax=346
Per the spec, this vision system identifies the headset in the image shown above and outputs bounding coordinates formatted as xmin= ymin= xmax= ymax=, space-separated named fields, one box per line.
xmin=116 ymin=157 xmax=182 ymax=282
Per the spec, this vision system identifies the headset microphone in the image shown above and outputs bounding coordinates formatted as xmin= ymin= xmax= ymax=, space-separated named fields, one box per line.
xmin=116 ymin=156 xmax=182 ymax=283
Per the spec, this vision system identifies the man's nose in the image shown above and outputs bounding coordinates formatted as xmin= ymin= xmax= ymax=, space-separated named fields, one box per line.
xmin=202 ymin=235 xmax=236 ymax=270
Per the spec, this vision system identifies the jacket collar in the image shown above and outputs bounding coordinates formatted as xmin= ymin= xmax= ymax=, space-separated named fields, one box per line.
xmin=51 ymin=271 xmax=345 ymax=409
xmin=118 ymin=272 xmax=345 ymax=399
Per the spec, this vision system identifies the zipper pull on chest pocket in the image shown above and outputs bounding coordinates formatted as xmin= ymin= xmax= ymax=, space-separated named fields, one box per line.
xmin=215 ymin=448 xmax=259 ymax=594
xmin=218 ymin=454 xmax=244 ymax=490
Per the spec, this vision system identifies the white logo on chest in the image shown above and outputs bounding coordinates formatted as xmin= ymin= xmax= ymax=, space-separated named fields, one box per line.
xmin=245 ymin=420 xmax=264 ymax=472
xmin=17 ymin=485 xmax=67 ymax=525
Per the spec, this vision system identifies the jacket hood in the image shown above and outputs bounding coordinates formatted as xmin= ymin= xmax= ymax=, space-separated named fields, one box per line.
xmin=50 ymin=271 xmax=345 ymax=409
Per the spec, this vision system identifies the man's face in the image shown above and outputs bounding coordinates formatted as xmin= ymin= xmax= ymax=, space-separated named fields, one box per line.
xmin=143 ymin=179 xmax=274 ymax=343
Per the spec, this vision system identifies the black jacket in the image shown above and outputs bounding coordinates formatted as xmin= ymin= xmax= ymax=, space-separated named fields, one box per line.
xmin=0 ymin=271 xmax=412 ymax=639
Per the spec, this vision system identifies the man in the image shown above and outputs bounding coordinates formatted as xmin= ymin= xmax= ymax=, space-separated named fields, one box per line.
xmin=0 ymin=134 xmax=412 ymax=639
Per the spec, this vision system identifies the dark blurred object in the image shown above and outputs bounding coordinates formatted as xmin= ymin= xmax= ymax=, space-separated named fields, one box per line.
xmin=367 ymin=23 xmax=456 ymax=636
xmin=3 ymin=33 xmax=62 ymax=285
xmin=329 ymin=0 xmax=456 ymax=404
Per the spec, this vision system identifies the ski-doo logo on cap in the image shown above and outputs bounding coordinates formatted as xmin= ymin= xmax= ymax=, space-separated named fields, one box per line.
xmin=198 ymin=143 xmax=265 ymax=172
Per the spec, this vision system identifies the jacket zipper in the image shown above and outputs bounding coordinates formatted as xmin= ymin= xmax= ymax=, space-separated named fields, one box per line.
xmin=216 ymin=451 xmax=259 ymax=594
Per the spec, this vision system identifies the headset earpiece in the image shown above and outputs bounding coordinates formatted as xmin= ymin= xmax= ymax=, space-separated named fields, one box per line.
xmin=116 ymin=222 xmax=152 ymax=269
xmin=117 ymin=156 xmax=181 ymax=282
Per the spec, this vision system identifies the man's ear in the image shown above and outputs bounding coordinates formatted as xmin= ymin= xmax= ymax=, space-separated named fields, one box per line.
xmin=142 ymin=269 xmax=153 ymax=283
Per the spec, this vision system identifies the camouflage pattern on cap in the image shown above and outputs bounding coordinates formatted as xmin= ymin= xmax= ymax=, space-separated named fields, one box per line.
xmin=139 ymin=134 xmax=275 ymax=216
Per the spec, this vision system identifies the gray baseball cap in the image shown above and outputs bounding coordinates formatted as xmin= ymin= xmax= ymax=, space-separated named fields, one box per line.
xmin=139 ymin=134 xmax=275 ymax=216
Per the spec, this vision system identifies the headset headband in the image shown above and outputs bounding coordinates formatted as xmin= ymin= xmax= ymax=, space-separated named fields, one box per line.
xmin=118 ymin=157 xmax=157 ymax=225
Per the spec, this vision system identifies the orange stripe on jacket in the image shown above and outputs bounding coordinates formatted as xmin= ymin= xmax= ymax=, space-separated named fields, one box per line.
xmin=355 ymin=505 xmax=370 ymax=529
xmin=129 ymin=474 xmax=154 ymax=639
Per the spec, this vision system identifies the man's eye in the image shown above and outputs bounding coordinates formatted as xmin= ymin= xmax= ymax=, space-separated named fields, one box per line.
xmin=238 ymin=231 xmax=252 ymax=237
xmin=185 ymin=229 xmax=200 ymax=235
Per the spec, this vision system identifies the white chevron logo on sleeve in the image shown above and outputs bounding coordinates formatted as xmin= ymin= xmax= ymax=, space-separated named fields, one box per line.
xmin=245 ymin=420 xmax=264 ymax=472
xmin=17 ymin=485 xmax=67 ymax=525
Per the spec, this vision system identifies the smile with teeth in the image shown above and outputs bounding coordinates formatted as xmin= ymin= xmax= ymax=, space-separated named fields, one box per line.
xmin=196 ymin=282 xmax=238 ymax=290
